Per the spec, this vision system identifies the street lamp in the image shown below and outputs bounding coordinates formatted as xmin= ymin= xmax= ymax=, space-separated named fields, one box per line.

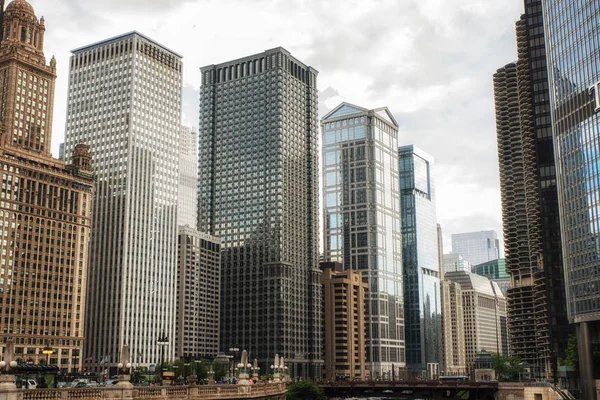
xmin=157 ymin=334 xmax=169 ymax=384
xmin=42 ymin=343 xmax=53 ymax=366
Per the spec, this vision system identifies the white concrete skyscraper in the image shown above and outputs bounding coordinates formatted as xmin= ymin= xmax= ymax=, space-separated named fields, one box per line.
xmin=178 ymin=125 xmax=198 ymax=227
xmin=64 ymin=32 xmax=182 ymax=373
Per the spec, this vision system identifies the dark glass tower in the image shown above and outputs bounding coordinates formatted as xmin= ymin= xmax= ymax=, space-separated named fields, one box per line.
xmin=542 ymin=0 xmax=600 ymax=397
xmin=399 ymin=145 xmax=441 ymax=377
xmin=198 ymin=48 xmax=323 ymax=379
xmin=494 ymin=0 xmax=573 ymax=381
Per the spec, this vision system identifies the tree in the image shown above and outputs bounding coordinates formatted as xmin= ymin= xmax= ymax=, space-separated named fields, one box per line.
xmin=564 ymin=334 xmax=579 ymax=371
xmin=213 ymin=363 xmax=228 ymax=381
xmin=286 ymin=381 xmax=327 ymax=400
xmin=492 ymin=353 xmax=526 ymax=381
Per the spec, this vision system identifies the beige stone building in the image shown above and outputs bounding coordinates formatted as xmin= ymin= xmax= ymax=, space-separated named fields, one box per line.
xmin=440 ymin=280 xmax=466 ymax=375
xmin=321 ymin=262 xmax=367 ymax=381
xmin=443 ymin=271 xmax=508 ymax=377
xmin=0 ymin=0 xmax=93 ymax=373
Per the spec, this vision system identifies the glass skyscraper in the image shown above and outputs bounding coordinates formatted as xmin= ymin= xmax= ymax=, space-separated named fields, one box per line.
xmin=321 ymin=102 xmax=404 ymax=378
xmin=198 ymin=48 xmax=322 ymax=379
xmin=399 ymin=145 xmax=441 ymax=376
xmin=542 ymin=0 xmax=600 ymax=396
xmin=451 ymin=231 xmax=500 ymax=266
xmin=65 ymin=32 xmax=182 ymax=372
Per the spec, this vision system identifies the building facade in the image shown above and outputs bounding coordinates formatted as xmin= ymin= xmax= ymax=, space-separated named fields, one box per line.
xmin=176 ymin=227 xmax=220 ymax=360
xmin=472 ymin=259 xmax=510 ymax=295
xmin=198 ymin=48 xmax=323 ymax=378
xmin=321 ymin=102 xmax=404 ymax=378
xmin=442 ymin=253 xmax=471 ymax=274
xmin=440 ymin=280 xmax=466 ymax=375
xmin=64 ymin=32 xmax=182 ymax=373
xmin=451 ymin=231 xmax=500 ymax=266
xmin=445 ymin=272 xmax=508 ymax=372
xmin=321 ymin=261 xmax=367 ymax=381
xmin=399 ymin=145 xmax=441 ymax=376
xmin=178 ymin=126 xmax=197 ymax=228
xmin=494 ymin=0 xmax=573 ymax=380
xmin=0 ymin=0 xmax=94 ymax=373
xmin=542 ymin=0 xmax=600 ymax=396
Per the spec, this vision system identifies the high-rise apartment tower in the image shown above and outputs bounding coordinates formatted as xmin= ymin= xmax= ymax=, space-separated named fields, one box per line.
xmin=0 ymin=0 xmax=94 ymax=373
xmin=321 ymin=102 xmax=404 ymax=378
xmin=65 ymin=32 xmax=182 ymax=373
xmin=494 ymin=0 xmax=572 ymax=380
xmin=198 ymin=48 xmax=323 ymax=378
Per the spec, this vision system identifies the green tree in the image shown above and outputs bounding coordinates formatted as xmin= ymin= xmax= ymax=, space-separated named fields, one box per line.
xmin=213 ymin=363 xmax=228 ymax=381
xmin=492 ymin=353 xmax=526 ymax=381
xmin=286 ymin=381 xmax=326 ymax=400
xmin=564 ymin=334 xmax=579 ymax=371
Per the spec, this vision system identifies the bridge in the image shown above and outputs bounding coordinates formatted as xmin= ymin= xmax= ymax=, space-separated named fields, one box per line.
xmin=319 ymin=380 xmax=498 ymax=399
xmin=0 ymin=381 xmax=286 ymax=400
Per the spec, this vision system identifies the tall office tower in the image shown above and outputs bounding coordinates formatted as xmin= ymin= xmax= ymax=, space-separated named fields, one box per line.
xmin=472 ymin=259 xmax=510 ymax=295
xmin=440 ymin=280 xmax=466 ymax=375
xmin=494 ymin=0 xmax=573 ymax=380
xmin=178 ymin=125 xmax=197 ymax=227
xmin=198 ymin=48 xmax=323 ymax=378
xmin=321 ymin=102 xmax=404 ymax=378
xmin=451 ymin=231 xmax=500 ymax=266
xmin=399 ymin=145 xmax=441 ymax=376
xmin=321 ymin=261 xmax=367 ymax=381
xmin=64 ymin=32 xmax=182 ymax=373
xmin=0 ymin=0 xmax=94 ymax=373
xmin=542 ymin=0 xmax=600 ymax=396
xmin=176 ymin=227 xmax=221 ymax=360
xmin=445 ymin=272 xmax=508 ymax=370
xmin=442 ymin=253 xmax=471 ymax=273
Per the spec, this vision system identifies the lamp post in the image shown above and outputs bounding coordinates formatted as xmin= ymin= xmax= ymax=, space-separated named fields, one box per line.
xmin=42 ymin=343 xmax=53 ymax=366
xmin=228 ymin=348 xmax=239 ymax=380
xmin=157 ymin=335 xmax=169 ymax=385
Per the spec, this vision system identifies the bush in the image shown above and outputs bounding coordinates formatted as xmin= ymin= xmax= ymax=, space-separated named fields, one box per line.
xmin=286 ymin=380 xmax=326 ymax=400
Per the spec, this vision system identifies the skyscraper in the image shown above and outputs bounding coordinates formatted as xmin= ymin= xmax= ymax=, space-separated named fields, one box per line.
xmin=0 ymin=0 xmax=94 ymax=373
xmin=451 ymin=231 xmax=500 ymax=266
xmin=399 ymin=145 xmax=441 ymax=376
xmin=64 ymin=32 xmax=182 ymax=373
xmin=542 ymin=0 xmax=600 ymax=396
xmin=321 ymin=102 xmax=404 ymax=378
xmin=198 ymin=48 xmax=323 ymax=378
xmin=176 ymin=227 xmax=220 ymax=360
xmin=494 ymin=0 xmax=572 ymax=380
xmin=442 ymin=253 xmax=472 ymax=273
xmin=178 ymin=125 xmax=197 ymax=227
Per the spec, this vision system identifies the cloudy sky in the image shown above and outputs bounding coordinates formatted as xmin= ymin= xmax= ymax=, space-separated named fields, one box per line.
xmin=30 ymin=0 xmax=524 ymax=252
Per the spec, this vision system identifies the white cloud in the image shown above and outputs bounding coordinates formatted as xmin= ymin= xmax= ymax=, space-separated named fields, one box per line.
xmin=28 ymin=0 xmax=524 ymax=248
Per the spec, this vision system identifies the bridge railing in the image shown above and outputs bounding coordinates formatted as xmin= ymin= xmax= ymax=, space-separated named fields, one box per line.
xmin=2 ymin=383 xmax=286 ymax=400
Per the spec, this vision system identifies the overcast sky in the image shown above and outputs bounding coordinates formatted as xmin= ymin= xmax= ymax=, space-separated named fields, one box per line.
xmin=30 ymin=0 xmax=524 ymax=252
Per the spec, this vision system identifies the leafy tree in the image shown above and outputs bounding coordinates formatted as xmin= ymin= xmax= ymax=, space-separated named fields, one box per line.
xmin=286 ymin=381 xmax=326 ymax=400
xmin=492 ymin=353 xmax=526 ymax=381
xmin=564 ymin=334 xmax=579 ymax=371
xmin=213 ymin=363 xmax=228 ymax=381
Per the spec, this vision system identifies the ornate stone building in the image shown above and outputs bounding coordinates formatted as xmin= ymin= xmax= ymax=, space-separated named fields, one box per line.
xmin=0 ymin=0 xmax=94 ymax=373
